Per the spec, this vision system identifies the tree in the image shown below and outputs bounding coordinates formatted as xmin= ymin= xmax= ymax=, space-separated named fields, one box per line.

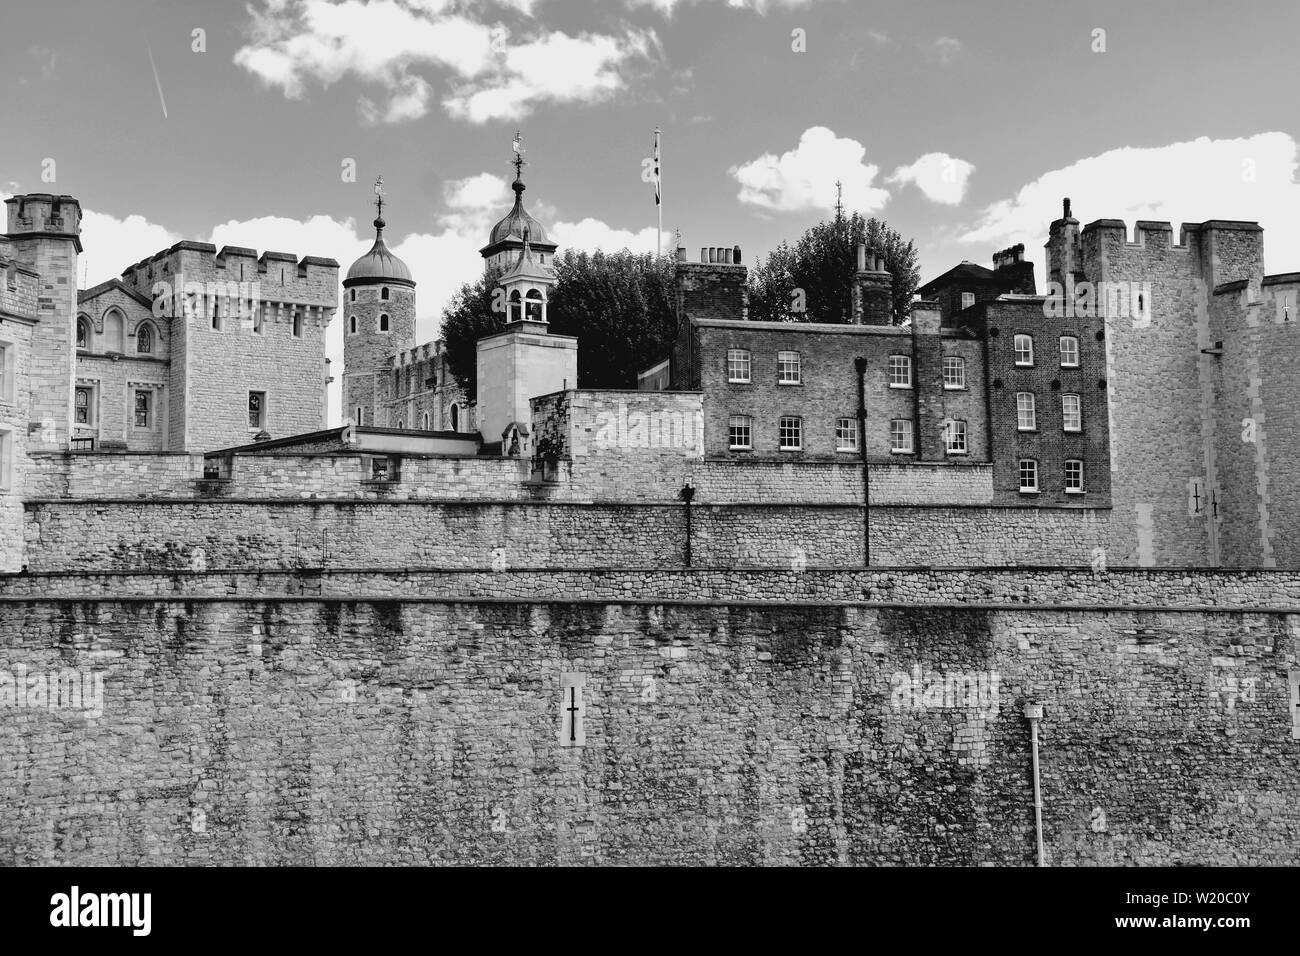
xmin=748 ymin=212 xmax=920 ymax=324
xmin=440 ymin=250 xmax=677 ymax=399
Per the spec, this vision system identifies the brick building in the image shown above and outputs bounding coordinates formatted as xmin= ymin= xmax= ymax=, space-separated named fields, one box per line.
xmin=656 ymin=239 xmax=1110 ymax=508
xmin=916 ymin=243 xmax=1036 ymax=321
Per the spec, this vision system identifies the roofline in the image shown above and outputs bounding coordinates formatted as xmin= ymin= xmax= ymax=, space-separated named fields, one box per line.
xmin=342 ymin=275 xmax=416 ymax=289
xmin=78 ymin=277 xmax=155 ymax=308
xmin=690 ymin=316 xmax=909 ymax=335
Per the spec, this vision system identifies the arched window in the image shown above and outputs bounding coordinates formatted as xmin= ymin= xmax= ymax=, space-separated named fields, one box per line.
xmin=450 ymin=403 xmax=460 ymax=431
xmin=76 ymin=317 xmax=89 ymax=349
xmin=397 ymin=418 xmax=404 ymax=430
xmin=381 ymin=287 xmax=390 ymax=300
xmin=525 ymin=288 xmax=543 ymax=322
xmin=421 ymin=412 xmax=430 ymax=431
xmin=136 ymin=323 xmax=153 ymax=354
xmin=509 ymin=289 xmax=522 ymax=323
xmin=349 ymin=315 xmax=357 ymax=334
xmin=378 ymin=313 xmax=389 ymax=332
xmin=292 ymin=312 xmax=302 ymax=338
xmin=103 ymin=310 xmax=125 ymax=352
xmin=350 ymin=288 xmax=356 ymax=302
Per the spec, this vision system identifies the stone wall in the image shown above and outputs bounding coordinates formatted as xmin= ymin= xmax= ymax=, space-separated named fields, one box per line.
xmin=1 ymin=568 xmax=1295 ymax=866
xmin=22 ymin=497 xmax=1117 ymax=572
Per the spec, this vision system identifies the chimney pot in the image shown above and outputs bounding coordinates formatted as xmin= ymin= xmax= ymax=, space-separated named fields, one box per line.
xmin=856 ymin=242 xmax=867 ymax=272
xmin=700 ymin=247 xmax=708 ymax=263
xmin=733 ymin=245 xmax=742 ymax=264
xmin=708 ymin=247 xmax=717 ymax=264
xmin=723 ymin=247 xmax=733 ymax=264
xmin=1063 ymin=197 xmax=1072 ymax=219
xmin=676 ymin=246 xmax=687 ymax=262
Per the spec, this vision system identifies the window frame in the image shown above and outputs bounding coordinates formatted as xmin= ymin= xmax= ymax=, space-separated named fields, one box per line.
xmin=136 ymin=322 xmax=154 ymax=353
xmin=944 ymin=419 xmax=968 ymax=455
xmin=890 ymin=418 xmax=914 ymax=454
xmin=1018 ymin=458 xmax=1040 ymax=493
xmin=1059 ymin=335 xmax=1080 ymax=368
xmin=0 ymin=340 xmax=13 ymax=405
xmin=0 ymin=428 xmax=12 ymax=493
xmin=961 ymin=291 xmax=975 ymax=311
xmin=942 ymin=355 xmax=966 ymax=390
xmin=1016 ymin=391 xmax=1037 ymax=431
xmin=1065 ymin=459 xmax=1085 ymax=494
xmin=248 ymin=390 xmax=267 ymax=431
xmin=378 ymin=313 xmax=390 ymax=333
xmin=778 ymin=415 xmax=803 ymax=451
xmin=132 ymin=388 xmax=155 ymax=430
xmin=1014 ymin=333 xmax=1034 ymax=366
xmin=777 ymin=350 xmax=802 ymax=386
xmin=888 ymin=354 xmax=912 ymax=388
xmin=726 ymin=348 xmax=752 ymax=384
xmin=728 ymin=414 xmax=753 ymax=451
xmin=1062 ymin=393 xmax=1082 ymax=432
xmin=74 ymin=384 xmax=97 ymax=427
xmin=835 ymin=416 xmax=859 ymax=453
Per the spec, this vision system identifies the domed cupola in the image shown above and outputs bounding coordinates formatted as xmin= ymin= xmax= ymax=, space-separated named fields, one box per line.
xmin=480 ymin=132 xmax=558 ymax=272
xmin=345 ymin=177 xmax=414 ymax=288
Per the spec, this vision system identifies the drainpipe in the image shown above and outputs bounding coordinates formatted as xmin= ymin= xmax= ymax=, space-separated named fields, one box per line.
xmin=679 ymin=478 xmax=695 ymax=567
xmin=854 ymin=357 xmax=870 ymax=566
xmin=1024 ymin=702 xmax=1045 ymax=866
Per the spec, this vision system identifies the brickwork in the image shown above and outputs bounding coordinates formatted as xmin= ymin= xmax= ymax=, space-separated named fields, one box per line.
xmin=4 ymin=195 xmax=81 ymax=453
xmin=982 ymin=298 xmax=1111 ymax=507
xmin=0 ymin=573 xmax=1295 ymax=865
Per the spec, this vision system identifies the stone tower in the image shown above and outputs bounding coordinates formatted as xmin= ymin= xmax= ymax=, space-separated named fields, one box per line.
xmin=475 ymin=136 xmax=576 ymax=454
xmin=342 ymin=177 xmax=415 ymax=427
xmin=3 ymin=194 xmax=82 ymax=450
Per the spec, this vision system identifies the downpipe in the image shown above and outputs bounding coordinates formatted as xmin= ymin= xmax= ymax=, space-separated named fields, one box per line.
xmin=1024 ymin=702 xmax=1046 ymax=866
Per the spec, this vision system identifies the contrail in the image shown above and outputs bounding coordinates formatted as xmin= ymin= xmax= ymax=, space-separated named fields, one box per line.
xmin=147 ymin=41 xmax=168 ymax=119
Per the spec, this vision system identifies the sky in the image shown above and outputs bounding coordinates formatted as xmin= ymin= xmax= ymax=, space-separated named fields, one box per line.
xmin=3 ymin=0 xmax=1299 ymax=417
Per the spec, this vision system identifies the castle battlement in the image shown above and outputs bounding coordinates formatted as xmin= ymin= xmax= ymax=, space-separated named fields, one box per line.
xmin=119 ymin=241 xmax=340 ymax=308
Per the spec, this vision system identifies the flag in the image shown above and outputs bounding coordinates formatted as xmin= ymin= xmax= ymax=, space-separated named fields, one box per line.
xmin=652 ymin=128 xmax=661 ymax=205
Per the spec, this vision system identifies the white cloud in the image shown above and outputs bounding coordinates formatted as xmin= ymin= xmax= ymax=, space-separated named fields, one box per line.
xmin=729 ymin=126 xmax=891 ymax=214
xmin=932 ymin=36 xmax=962 ymax=64
xmin=627 ymin=0 xmax=841 ymax=13
xmin=78 ymin=210 xmax=179 ymax=287
xmin=551 ymin=218 xmax=670 ymax=255
xmin=235 ymin=0 xmax=656 ymax=123
xmin=443 ymin=29 xmax=657 ymax=123
xmin=958 ymin=133 xmax=1300 ymax=275
xmin=889 ymin=152 xmax=975 ymax=205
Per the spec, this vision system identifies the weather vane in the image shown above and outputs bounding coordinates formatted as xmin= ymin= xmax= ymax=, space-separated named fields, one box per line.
xmin=512 ymin=130 xmax=527 ymax=178
xmin=834 ymin=179 xmax=843 ymax=220
xmin=373 ymin=175 xmax=385 ymax=220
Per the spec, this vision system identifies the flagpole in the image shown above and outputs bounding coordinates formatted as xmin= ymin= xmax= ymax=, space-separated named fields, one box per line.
xmin=656 ymin=127 xmax=662 ymax=258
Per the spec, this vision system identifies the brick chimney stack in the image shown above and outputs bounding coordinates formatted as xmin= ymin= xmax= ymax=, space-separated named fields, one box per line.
xmin=675 ymin=244 xmax=748 ymax=322
xmin=855 ymin=246 xmax=892 ymax=326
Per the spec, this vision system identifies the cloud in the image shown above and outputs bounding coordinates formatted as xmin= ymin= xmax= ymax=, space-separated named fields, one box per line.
xmin=729 ymin=126 xmax=891 ymax=215
xmin=627 ymin=0 xmax=842 ymax=13
xmin=889 ymin=152 xmax=975 ymax=205
xmin=932 ymin=36 xmax=962 ymax=65
xmin=234 ymin=0 xmax=657 ymax=123
xmin=958 ymin=133 xmax=1300 ymax=274
xmin=78 ymin=211 xmax=180 ymax=287
xmin=551 ymin=218 xmax=669 ymax=255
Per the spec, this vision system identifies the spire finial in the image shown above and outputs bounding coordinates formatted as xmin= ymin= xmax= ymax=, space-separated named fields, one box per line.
xmin=834 ymin=179 xmax=844 ymax=221
xmin=373 ymin=175 xmax=386 ymax=233
xmin=512 ymin=130 xmax=527 ymax=181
